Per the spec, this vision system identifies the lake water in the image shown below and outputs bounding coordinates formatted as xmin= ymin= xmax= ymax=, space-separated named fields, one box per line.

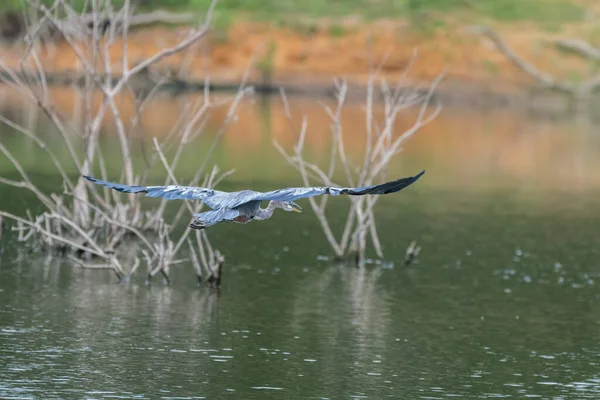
xmin=1 ymin=89 xmax=600 ymax=399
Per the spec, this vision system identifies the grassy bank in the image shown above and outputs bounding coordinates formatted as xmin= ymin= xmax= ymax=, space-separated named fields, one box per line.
xmin=0 ymin=0 xmax=592 ymax=44
xmin=0 ymin=0 xmax=587 ymax=24
xmin=0 ymin=0 xmax=597 ymax=97
xmin=175 ymin=0 xmax=586 ymax=22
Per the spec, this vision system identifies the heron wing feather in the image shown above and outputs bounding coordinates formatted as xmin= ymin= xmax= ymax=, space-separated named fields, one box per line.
xmin=207 ymin=187 xmax=329 ymax=209
xmin=336 ymin=170 xmax=425 ymax=196
xmin=83 ymin=170 xmax=425 ymax=211
xmin=222 ymin=170 xmax=425 ymax=208
xmin=82 ymin=175 xmax=225 ymax=209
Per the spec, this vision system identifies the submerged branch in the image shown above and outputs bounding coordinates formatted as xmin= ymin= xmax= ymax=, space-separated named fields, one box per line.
xmin=0 ymin=0 xmax=235 ymax=286
xmin=0 ymin=211 xmax=108 ymax=260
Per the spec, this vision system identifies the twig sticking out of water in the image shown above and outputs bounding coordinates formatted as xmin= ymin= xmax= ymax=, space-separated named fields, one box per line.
xmin=68 ymin=255 xmax=126 ymax=281
xmin=208 ymin=250 xmax=225 ymax=288
xmin=275 ymin=49 xmax=442 ymax=266
xmin=152 ymin=137 xmax=230 ymax=287
xmin=404 ymin=240 xmax=421 ymax=266
xmin=188 ymin=240 xmax=224 ymax=288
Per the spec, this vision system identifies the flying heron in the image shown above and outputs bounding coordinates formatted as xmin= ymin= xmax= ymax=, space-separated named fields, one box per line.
xmin=83 ymin=170 xmax=425 ymax=230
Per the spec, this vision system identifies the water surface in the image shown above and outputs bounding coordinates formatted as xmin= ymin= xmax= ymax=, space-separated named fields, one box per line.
xmin=1 ymin=91 xmax=600 ymax=399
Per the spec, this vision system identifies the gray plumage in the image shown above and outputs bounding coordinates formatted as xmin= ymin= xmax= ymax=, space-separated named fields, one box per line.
xmin=83 ymin=170 xmax=425 ymax=230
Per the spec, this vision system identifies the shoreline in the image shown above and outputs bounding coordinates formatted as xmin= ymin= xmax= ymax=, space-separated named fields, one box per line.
xmin=1 ymin=16 xmax=599 ymax=113
xmin=0 ymin=69 xmax=584 ymax=116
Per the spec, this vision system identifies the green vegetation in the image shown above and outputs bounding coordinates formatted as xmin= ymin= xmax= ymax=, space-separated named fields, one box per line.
xmin=151 ymin=0 xmax=585 ymax=23
xmin=404 ymin=0 xmax=583 ymax=22
xmin=273 ymin=19 xmax=319 ymax=37
xmin=256 ymin=39 xmax=276 ymax=80
xmin=588 ymin=26 xmax=600 ymax=45
xmin=482 ymin=59 xmax=499 ymax=76
xmin=567 ymin=69 xmax=583 ymax=84
xmin=328 ymin=24 xmax=346 ymax=38
xmin=0 ymin=0 xmax=586 ymax=25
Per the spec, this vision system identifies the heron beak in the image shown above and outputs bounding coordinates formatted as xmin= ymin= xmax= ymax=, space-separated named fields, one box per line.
xmin=290 ymin=202 xmax=302 ymax=213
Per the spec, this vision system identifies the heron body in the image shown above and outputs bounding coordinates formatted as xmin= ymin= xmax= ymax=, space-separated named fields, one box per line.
xmin=83 ymin=170 xmax=425 ymax=230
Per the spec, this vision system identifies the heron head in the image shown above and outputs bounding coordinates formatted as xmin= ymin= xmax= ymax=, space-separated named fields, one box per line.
xmin=281 ymin=201 xmax=302 ymax=213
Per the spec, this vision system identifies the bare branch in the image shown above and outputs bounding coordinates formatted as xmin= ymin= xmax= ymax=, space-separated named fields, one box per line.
xmin=0 ymin=0 xmax=231 ymax=284
xmin=472 ymin=26 xmax=575 ymax=92
xmin=0 ymin=143 xmax=55 ymax=210
xmin=471 ymin=26 xmax=600 ymax=95
xmin=0 ymin=211 xmax=106 ymax=259
xmin=276 ymin=49 xmax=442 ymax=264
xmin=111 ymin=24 xmax=212 ymax=96
xmin=554 ymin=38 xmax=600 ymax=61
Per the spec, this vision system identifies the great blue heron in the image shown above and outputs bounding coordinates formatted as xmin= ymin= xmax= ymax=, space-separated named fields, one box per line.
xmin=83 ymin=170 xmax=424 ymax=230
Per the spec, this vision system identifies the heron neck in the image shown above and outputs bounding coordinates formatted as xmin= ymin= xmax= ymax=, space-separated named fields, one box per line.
xmin=254 ymin=201 xmax=277 ymax=220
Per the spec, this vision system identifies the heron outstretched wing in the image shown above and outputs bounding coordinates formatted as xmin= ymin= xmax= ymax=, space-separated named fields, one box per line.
xmin=83 ymin=169 xmax=424 ymax=210
xmin=82 ymin=175 xmax=226 ymax=209
xmin=211 ymin=170 xmax=425 ymax=209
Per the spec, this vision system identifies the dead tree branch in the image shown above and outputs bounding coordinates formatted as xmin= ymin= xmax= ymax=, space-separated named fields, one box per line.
xmin=0 ymin=0 xmax=243 ymax=286
xmin=275 ymin=54 xmax=442 ymax=266
xmin=472 ymin=25 xmax=600 ymax=96
xmin=554 ymin=38 xmax=600 ymax=62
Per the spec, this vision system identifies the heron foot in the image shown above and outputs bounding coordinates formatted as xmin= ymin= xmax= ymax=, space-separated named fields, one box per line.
xmin=189 ymin=221 xmax=206 ymax=230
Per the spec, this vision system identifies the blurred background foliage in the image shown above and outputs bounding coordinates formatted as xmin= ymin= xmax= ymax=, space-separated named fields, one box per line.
xmin=0 ymin=0 xmax=587 ymax=24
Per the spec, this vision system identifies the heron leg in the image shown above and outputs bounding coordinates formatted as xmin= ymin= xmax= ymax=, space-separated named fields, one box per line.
xmin=189 ymin=220 xmax=206 ymax=230
xmin=190 ymin=209 xmax=241 ymax=230
xmin=232 ymin=215 xmax=251 ymax=224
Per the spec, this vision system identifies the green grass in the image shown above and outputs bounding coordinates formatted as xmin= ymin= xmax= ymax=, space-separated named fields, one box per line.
xmin=274 ymin=19 xmax=319 ymax=36
xmin=328 ymin=24 xmax=346 ymax=38
xmin=166 ymin=0 xmax=585 ymax=22
xmin=403 ymin=0 xmax=583 ymax=22
xmin=0 ymin=0 xmax=586 ymax=27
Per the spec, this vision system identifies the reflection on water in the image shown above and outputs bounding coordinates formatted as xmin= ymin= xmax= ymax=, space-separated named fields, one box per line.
xmin=1 ymin=87 xmax=600 ymax=398
xmin=2 ymin=229 xmax=600 ymax=399
xmin=0 ymin=85 xmax=600 ymax=191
